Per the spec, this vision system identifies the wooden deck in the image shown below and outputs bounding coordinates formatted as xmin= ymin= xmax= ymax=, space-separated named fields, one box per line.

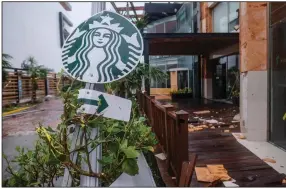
xmin=188 ymin=127 xmax=285 ymax=187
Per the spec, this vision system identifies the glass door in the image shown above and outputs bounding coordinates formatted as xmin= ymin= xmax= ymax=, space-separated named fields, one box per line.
xmin=213 ymin=58 xmax=227 ymax=99
xmin=177 ymin=70 xmax=188 ymax=90
xmin=269 ymin=4 xmax=286 ymax=149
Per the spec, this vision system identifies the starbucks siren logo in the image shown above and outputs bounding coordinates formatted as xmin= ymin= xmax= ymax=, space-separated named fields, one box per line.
xmin=62 ymin=11 xmax=143 ymax=83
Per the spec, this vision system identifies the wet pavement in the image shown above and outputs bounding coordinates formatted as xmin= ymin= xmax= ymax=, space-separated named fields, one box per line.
xmin=2 ymin=97 xmax=64 ymax=137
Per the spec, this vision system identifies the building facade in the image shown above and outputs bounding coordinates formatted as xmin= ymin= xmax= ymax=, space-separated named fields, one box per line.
xmin=145 ymin=2 xmax=286 ymax=149
xmin=3 ymin=2 xmax=73 ymax=72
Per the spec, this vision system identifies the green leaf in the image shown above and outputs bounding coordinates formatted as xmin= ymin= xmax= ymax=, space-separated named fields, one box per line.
xmin=120 ymin=139 xmax=128 ymax=149
xmin=122 ymin=146 xmax=139 ymax=158
xmin=15 ymin=146 xmax=21 ymax=152
xmin=108 ymin=142 xmax=119 ymax=153
xmin=98 ymin=155 xmax=114 ymax=165
xmin=142 ymin=146 xmax=154 ymax=152
xmin=139 ymin=117 xmax=146 ymax=122
xmin=46 ymin=126 xmax=56 ymax=133
xmin=122 ymin=158 xmax=139 ymax=176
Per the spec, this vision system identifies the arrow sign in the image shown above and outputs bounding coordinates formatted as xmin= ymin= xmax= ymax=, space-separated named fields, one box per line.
xmin=78 ymin=94 xmax=109 ymax=114
xmin=78 ymin=89 xmax=132 ymax=122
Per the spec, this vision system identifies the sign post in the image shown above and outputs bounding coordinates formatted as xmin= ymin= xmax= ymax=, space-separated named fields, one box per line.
xmin=61 ymin=10 xmax=143 ymax=187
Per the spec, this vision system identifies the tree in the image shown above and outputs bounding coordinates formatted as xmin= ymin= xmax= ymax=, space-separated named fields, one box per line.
xmin=2 ymin=53 xmax=13 ymax=83
xmin=21 ymin=56 xmax=53 ymax=103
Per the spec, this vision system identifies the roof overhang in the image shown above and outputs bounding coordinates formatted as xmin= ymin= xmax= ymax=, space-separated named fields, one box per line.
xmin=143 ymin=33 xmax=239 ymax=56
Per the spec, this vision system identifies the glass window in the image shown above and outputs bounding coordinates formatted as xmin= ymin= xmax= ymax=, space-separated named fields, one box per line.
xmin=229 ymin=2 xmax=239 ymax=32
xmin=165 ymin=21 xmax=177 ymax=33
xmin=213 ymin=2 xmax=228 ymax=32
xmin=155 ymin=23 xmax=164 ymax=33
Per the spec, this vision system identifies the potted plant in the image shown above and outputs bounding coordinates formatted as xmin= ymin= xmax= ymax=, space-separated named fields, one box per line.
xmin=170 ymin=87 xmax=192 ymax=100
xmin=232 ymin=90 xmax=239 ymax=106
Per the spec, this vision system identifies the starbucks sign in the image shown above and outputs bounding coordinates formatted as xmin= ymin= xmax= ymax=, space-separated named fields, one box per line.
xmin=62 ymin=11 xmax=144 ymax=83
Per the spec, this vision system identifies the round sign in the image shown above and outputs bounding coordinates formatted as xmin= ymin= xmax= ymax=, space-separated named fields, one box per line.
xmin=62 ymin=11 xmax=144 ymax=83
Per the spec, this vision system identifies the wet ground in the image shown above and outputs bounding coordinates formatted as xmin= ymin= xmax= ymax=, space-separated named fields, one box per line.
xmin=2 ymin=97 xmax=63 ymax=137
xmin=158 ymin=98 xmax=240 ymax=127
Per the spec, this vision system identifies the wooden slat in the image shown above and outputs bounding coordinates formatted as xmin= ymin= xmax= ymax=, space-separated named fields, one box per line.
xmin=179 ymin=154 xmax=197 ymax=187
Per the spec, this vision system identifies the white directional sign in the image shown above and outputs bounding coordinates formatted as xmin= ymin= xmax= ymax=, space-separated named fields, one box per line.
xmin=78 ymin=89 xmax=132 ymax=122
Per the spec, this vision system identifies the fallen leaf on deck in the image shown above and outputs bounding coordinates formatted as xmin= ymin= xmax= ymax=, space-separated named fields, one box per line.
xmin=224 ymin=130 xmax=230 ymax=133
xmin=195 ymin=167 xmax=219 ymax=183
xmin=210 ymin=126 xmax=215 ymax=129
xmin=229 ymin=125 xmax=235 ymax=129
xmin=262 ymin=158 xmax=276 ymax=164
xmin=193 ymin=110 xmax=211 ymax=115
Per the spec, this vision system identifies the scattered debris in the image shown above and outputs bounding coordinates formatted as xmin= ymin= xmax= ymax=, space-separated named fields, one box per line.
xmin=210 ymin=126 xmax=215 ymax=129
xmin=239 ymin=134 xmax=246 ymax=139
xmin=206 ymin=119 xmax=219 ymax=124
xmin=283 ymin=178 xmax=286 ymax=184
xmin=193 ymin=110 xmax=210 ymax=115
xmin=216 ymin=112 xmax=219 ymax=114
xmin=219 ymin=118 xmax=223 ymax=120
xmin=262 ymin=158 xmax=276 ymax=164
xmin=195 ymin=165 xmax=232 ymax=183
xmin=207 ymin=165 xmax=231 ymax=181
xmin=188 ymin=124 xmax=194 ymax=128
xmin=229 ymin=125 xmax=235 ymax=129
xmin=155 ymin=153 xmax=166 ymax=161
xmin=218 ymin=126 xmax=221 ymax=128
xmin=233 ymin=114 xmax=241 ymax=121
xmin=224 ymin=130 xmax=230 ymax=133
xmin=195 ymin=167 xmax=219 ymax=183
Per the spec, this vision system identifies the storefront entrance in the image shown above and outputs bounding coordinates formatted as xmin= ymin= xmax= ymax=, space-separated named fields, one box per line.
xmin=269 ymin=2 xmax=286 ymax=150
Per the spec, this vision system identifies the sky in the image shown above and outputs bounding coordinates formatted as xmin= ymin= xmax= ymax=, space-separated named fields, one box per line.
xmin=68 ymin=2 xmax=146 ymax=29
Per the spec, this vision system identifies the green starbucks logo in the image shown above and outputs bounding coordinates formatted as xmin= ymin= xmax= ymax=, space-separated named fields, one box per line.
xmin=62 ymin=11 xmax=143 ymax=83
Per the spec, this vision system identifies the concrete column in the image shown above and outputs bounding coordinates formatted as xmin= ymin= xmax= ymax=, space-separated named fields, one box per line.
xmin=240 ymin=2 xmax=268 ymax=141
xmin=202 ymin=57 xmax=213 ymax=99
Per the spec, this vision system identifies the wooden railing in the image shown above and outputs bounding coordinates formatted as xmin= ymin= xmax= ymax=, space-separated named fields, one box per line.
xmin=137 ymin=91 xmax=189 ymax=184
xmin=2 ymin=70 xmax=72 ymax=106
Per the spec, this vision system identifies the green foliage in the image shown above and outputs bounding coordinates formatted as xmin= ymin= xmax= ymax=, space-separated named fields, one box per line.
xmin=2 ymin=53 xmax=13 ymax=83
xmin=3 ymin=76 xmax=157 ymax=187
xmin=21 ymin=56 xmax=53 ymax=102
xmin=105 ymin=63 xmax=167 ymax=98
xmin=170 ymin=87 xmax=192 ymax=95
xmin=3 ymin=133 xmax=64 ymax=187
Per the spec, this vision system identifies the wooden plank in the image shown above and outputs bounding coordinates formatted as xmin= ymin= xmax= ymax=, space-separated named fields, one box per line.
xmin=179 ymin=154 xmax=197 ymax=187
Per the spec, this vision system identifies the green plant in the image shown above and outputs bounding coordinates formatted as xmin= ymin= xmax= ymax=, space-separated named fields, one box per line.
xmin=3 ymin=131 xmax=64 ymax=187
xmin=170 ymin=87 xmax=192 ymax=95
xmin=232 ymin=90 xmax=239 ymax=97
xmin=105 ymin=63 xmax=167 ymax=98
xmin=2 ymin=53 xmax=13 ymax=83
xmin=21 ymin=56 xmax=53 ymax=102
xmin=3 ymin=73 xmax=157 ymax=187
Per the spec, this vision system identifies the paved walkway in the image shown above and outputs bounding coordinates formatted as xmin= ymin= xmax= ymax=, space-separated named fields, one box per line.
xmin=2 ymin=98 xmax=63 ymax=137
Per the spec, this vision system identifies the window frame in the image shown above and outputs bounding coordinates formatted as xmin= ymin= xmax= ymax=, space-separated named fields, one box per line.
xmin=59 ymin=12 xmax=73 ymax=47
